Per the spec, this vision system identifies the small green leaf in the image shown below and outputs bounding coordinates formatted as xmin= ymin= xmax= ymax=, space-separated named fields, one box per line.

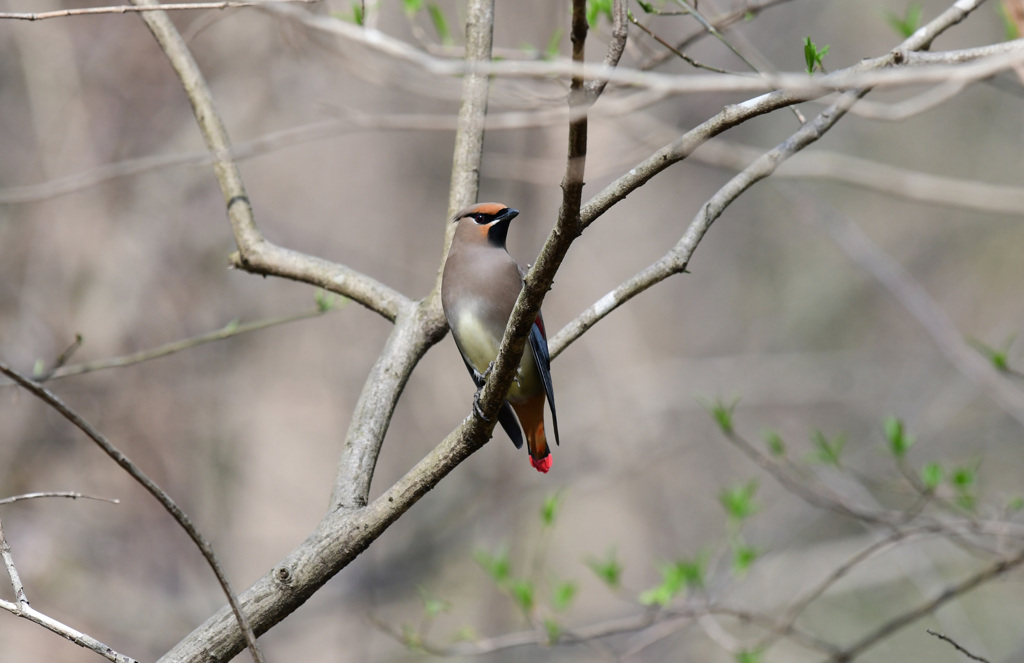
xmin=763 ymin=429 xmax=786 ymax=457
xmin=1000 ymin=3 xmax=1021 ymax=40
xmin=950 ymin=464 xmax=978 ymax=512
xmin=541 ymin=491 xmax=564 ymax=527
xmin=732 ymin=542 xmax=760 ymax=577
xmin=315 ymin=289 xmax=337 ymax=312
xmin=544 ymin=27 xmax=563 ymax=59
xmin=719 ymin=480 xmax=759 ymax=523
xmin=401 ymin=0 xmax=423 ymax=17
xmin=736 ymin=649 xmax=765 ymax=663
xmin=704 ymin=397 xmax=740 ymax=434
xmin=417 ymin=586 xmax=451 ymax=618
xmin=803 ymin=36 xmax=830 ymax=74
xmin=32 ymin=358 xmax=45 ymax=377
xmin=969 ymin=335 xmax=1016 ymax=372
xmin=884 ymin=416 xmax=915 ymax=459
xmin=636 ymin=0 xmax=655 ymax=13
xmin=474 ymin=547 xmax=510 ymax=584
xmin=920 ymin=461 xmax=944 ymax=490
xmin=453 ymin=626 xmax=477 ymax=642
xmin=587 ymin=548 xmax=623 ymax=588
xmin=885 ymin=3 xmax=923 ymax=38
xmin=543 ymin=618 xmax=562 ymax=643
xmin=586 ymin=0 xmax=614 ymax=26
xmin=509 ymin=578 xmax=535 ymax=614
xmin=807 ymin=429 xmax=845 ymax=466
xmin=401 ymin=624 xmax=421 ymax=649
xmin=552 ymin=580 xmax=578 ymax=612
xmin=639 ymin=556 xmax=705 ymax=607
xmin=951 ymin=465 xmax=976 ymax=490
xmin=427 ymin=3 xmax=452 ymax=45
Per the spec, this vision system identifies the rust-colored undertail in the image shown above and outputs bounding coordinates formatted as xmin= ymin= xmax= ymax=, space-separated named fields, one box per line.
xmin=511 ymin=393 xmax=551 ymax=473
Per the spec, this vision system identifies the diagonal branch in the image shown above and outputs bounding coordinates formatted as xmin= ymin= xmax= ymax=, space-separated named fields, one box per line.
xmin=552 ymin=0 xmax=990 ymax=357
xmin=0 ymin=361 xmax=259 ymax=663
xmin=830 ymin=547 xmax=1024 ymax=662
xmin=0 ymin=0 xmax=316 ymax=21
xmin=130 ymin=0 xmax=408 ymax=322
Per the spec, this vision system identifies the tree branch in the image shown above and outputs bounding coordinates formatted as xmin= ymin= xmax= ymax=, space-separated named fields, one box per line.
xmin=0 ymin=0 xmax=316 ymax=21
xmin=831 ymin=548 xmax=1024 ymax=662
xmin=130 ymin=0 xmax=407 ymax=322
xmin=552 ymin=0 xmax=991 ymax=356
xmin=0 ymin=362 xmax=263 ymax=663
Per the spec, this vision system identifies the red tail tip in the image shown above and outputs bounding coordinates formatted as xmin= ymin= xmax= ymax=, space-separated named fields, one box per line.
xmin=530 ymin=454 xmax=552 ymax=473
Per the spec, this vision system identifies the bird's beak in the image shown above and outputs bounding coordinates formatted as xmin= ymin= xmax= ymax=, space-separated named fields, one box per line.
xmin=496 ymin=208 xmax=520 ymax=223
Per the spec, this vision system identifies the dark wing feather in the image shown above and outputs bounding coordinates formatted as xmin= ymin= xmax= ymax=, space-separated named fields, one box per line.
xmin=458 ymin=352 xmax=524 ymax=450
xmin=529 ymin=316 xmax=560 ymax=446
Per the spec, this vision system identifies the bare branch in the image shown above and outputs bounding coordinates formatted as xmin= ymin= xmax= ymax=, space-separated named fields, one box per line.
xmin=130 ymin=0 xmax=406 ymax=322
xmin=0 ymin=305 xmax=341 ymax=387
xmin=1 ymin=512 xmax=138 ymax=662
xmin=553 ymin=0 xmax=992 ymax=357
xmin=832 ymin=548 xmax=1024 ymax=662
xmin=0 ymin=599 xmax=140 ymax=663
xmin=584 ymin=0 xmax=628 ymax=99
xmin=0 ymin=514 xmax=28 ymax=607
xmin=927 ymin=629 xmax=991 ymax=663
xmin=689 ymin=140 xmax=1024 ymax=217
xmin=784 ymin=188 xmax=1024 ymax=431
xmin=0 ymin=0 xmax=316 ymax=21
xmin=0 ymin=492 xmax=120 ymax=506
xmin=0 ymin=362 xmax=263 ymax=663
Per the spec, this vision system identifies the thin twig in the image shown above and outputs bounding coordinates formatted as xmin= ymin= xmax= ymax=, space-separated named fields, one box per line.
xmin=0 ymin=492 xmax=120 ymax=506
xmin=926 ymin=629 xmax=991 ymax=662
xmin=782 ymin=187 xmax=1024 ymax=431
xmin=552 ymin=0 xmax=991 ymax=358
xmin=0 ymin=597 xmax=140 ymax=663
xmin=0 ymin=0 xmax=317 ymax=21
xmin=831 ymin=549 xmax=1024 ymax=662
xmin=0 ymin=513 xmax=29 ymax=607
xmin=131 ymin=0 xmax=407 ymax=323
xmin=0 ymin=305 xmax=340 ymax=387
xmin=0 ymin=362 xmax=263 ymax=663
xmin=688 ymin=139 xmax=1024 ymax=217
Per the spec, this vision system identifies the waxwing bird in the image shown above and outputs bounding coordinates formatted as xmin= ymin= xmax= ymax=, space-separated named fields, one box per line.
xmin=441 ymin=203 xmax=560 ymax=473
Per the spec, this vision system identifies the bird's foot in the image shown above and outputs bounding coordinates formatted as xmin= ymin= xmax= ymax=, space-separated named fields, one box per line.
xmin=472 ymin=388 xmax=491 ymax=422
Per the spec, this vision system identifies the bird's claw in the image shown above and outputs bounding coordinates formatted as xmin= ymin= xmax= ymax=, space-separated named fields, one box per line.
xmin=473 ymin=389 xmax=491 ymax=422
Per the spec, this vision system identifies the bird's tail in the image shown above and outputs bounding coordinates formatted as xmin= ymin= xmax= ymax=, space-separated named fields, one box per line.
xmin=513 ymin=396 xmax=552 ymax=474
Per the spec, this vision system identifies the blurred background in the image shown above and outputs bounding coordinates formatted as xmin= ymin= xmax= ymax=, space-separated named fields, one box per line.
xmin=1 ymin=0 xmax=1023 ymax=660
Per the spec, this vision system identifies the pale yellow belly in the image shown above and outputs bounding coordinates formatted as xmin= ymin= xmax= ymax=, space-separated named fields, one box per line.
xmin=455 ymin=312 xmax=541 ymax=402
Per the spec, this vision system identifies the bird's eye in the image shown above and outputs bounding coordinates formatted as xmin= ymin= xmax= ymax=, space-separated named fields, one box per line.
xmin=471 ymin=213 xmax=490 ymax=225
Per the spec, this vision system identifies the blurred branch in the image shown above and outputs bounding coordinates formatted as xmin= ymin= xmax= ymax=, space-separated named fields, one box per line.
xmin=831 ymin=548 xmax=1024 ymax=662
xmin=267 ymin=1 xmax=1024 ymax=95
xmin=783 ymin=187 xmax=1024 ymax=431
xmin=578 ymin=2 xmax=1000 ymax=229
xmin=927 ymin=629 xmax=991 ymax=662
xmin=0 ymin=0 xmax=317 ymax=21
xmin=0 ymin=514 xmax=28 ymax=608
xmin=550 ymin=89 xmax=866 ymax=358
xmin=131 ymin=0 xmax=408 ymax=323
xmin=0 ymin=492 xmax=120 ymax=506
xmin=690 ymin=140 xmax=1024 ymax=216
xmin=0 ymin=361 xmax=262 ymax=663
xmin=639 ymin=0 xmax=797 ymax=70
xmin=0 ymin=305 xmax=341 ymax=387
xmin=1 ymin=509 xmax=138 ymax=662
xmin=584 ymin=0 xmax=628 ymax=99
xmin=551 ymin=0 xmax=990 ymax=358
